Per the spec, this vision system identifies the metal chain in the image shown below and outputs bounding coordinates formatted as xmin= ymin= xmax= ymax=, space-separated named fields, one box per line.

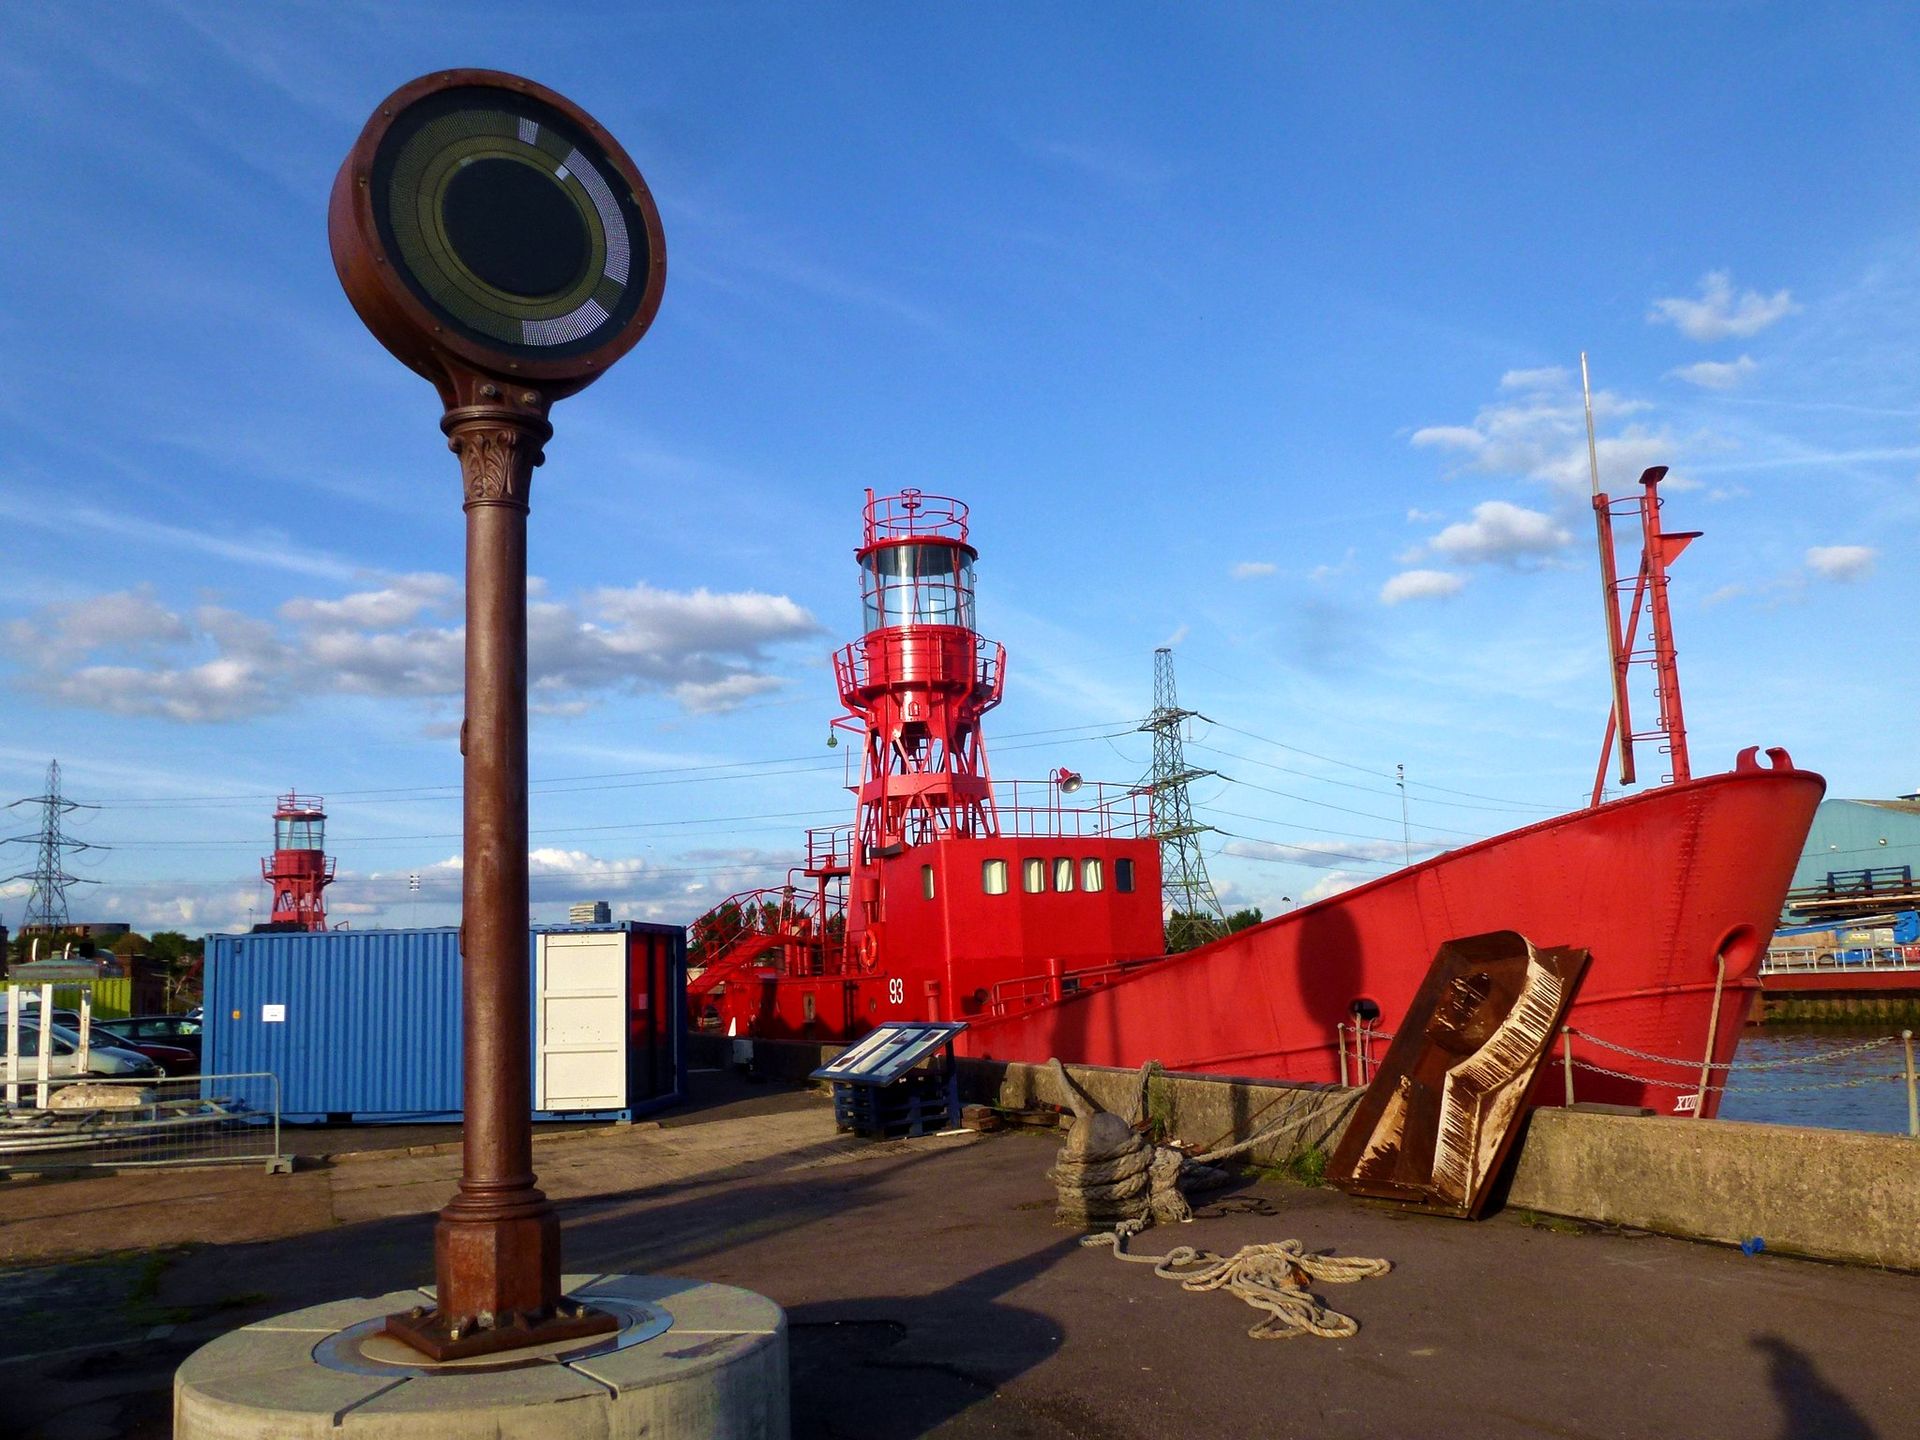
xmin=1357 ymin=1026 xmax=1911 ymax=1094
xmin=1566 ymin=1028 xmax=1902 ymax=1071
xmin=1569 ymin=1057 xmax=1908 ymax=1094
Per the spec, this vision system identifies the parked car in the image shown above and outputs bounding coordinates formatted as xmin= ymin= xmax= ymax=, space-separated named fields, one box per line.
xmin=89 ymin=1023 xmax=198 ymax=1076
xmin=108 ymin=1014 xmax=203 ymax=1064
xmin=0 ymin=1020 xmax=164 ymax=1084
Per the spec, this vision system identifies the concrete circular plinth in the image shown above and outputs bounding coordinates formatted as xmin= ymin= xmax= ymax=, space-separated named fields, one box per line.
xmin=174 ymin=1274 xmax=788 ymax=1439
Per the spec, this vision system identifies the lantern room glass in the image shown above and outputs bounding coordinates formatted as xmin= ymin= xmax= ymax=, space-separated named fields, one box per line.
xmin=862 ymin=543 xmax=975 ymax=632
xmin=277 ymin=816 xmax=325 ymax=851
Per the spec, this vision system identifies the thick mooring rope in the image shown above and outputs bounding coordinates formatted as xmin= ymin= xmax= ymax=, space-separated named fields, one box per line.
xmin=1045 ymin=1057 xmax=1391 ymax=1339
xmin=1080 ymin=1231 xmax=1392 ymax=1340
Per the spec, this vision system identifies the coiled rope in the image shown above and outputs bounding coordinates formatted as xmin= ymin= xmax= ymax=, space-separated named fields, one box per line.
xmin=1081 ymin=1231 xmax=1392 ymax=1340
xmin=1045 ymin=1057 xmax=1392 ymax=1339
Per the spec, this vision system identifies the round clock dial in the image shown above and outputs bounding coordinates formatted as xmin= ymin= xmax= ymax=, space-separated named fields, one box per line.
xmin=367 ymin=85 xmax=653 ymax=362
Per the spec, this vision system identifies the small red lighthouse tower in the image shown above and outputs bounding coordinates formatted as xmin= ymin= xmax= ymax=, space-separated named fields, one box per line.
xmin=837 ymin=489 xmax=1005 ymax=857
xmin=261 ymin=791 xmax=335 ymax=931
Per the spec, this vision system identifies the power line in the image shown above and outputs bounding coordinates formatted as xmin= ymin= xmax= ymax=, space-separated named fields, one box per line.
xmin=85 ymin=721 xmax=1140 ymax=809
xmin=1186 ymin=739 xmax=1550 ymax=816
xmin=1208 ymin=772 xmax=1480 ymax=838
xmin=1198 ymin=717 xmax=1562 ymax=811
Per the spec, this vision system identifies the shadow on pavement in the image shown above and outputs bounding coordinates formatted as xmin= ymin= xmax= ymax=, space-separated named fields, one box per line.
xmin=1754 ymin=1334 xmax=1877 ymax=1440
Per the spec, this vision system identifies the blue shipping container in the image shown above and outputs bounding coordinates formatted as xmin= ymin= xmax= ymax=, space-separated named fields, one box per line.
xmin=203 ymin=923 xmax=685 ymax=1123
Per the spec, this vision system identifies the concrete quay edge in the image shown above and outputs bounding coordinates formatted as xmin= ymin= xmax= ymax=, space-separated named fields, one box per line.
xmin=701 ymin=1032 xmax=1920 ymax=1272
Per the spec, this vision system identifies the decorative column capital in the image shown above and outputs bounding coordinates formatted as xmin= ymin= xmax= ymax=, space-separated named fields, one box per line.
xmin=443 ymin=405 xmax=553 ymax=511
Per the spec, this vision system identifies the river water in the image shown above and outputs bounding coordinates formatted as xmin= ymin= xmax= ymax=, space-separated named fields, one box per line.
xmin=1717 ymin=1025 xmax=1917 ymax=1135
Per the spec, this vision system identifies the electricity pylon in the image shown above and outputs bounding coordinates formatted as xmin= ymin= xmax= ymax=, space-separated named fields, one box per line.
xmin=2 ymin=760 xmax=102 ymax=931
xmin=1139 ymin=648 xmax=1227 ymax=950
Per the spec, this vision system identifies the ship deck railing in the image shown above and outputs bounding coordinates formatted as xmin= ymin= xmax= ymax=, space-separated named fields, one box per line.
xmin=990 ymin=778 xmax=1154 ymax=841
xmin=1762 ymin=944 xmax=1920 ymax=975
xmin=986 ymin=955 xmax=1172 ymax=1015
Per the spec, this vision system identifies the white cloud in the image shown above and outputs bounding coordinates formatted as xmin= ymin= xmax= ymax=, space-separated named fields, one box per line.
xmin=280 ymin=573 xmax=457 ymax=630
xmin=1379 ymin=569 xmax=1466 ymax=605
xmin=1409 ymin=369 xmax=1675 ymax=497
xmin=1225 ymin=837 xmax=1436 ymax=870
xmin=1668 ymin=356 xmax=1758 ymax=391
xmin=3 ymin=574 xmax=822 ymax=724
xmin=1230 ymin=561 xmax=1277 ymax=580
xmin=1649 ymin=271 xmax=1797 ymax=342
xmin=1805 ymin=545 xmax=1877 ymax=581
xmin=3 ymin=587 xmax=188 ymax=658
xmin=1419 ymin=501 xmax=1571 ymax=567
xmin=1499 ymin=366 xmax=1570 ymax=391
xmin=1299 ymin=870 xmax=1367 ymax=903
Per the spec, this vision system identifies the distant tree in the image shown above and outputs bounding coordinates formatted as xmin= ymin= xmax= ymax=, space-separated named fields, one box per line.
xmin=149 ymin=931 xmax=199 ymax=965
xmin=109 ymin=931 xmax=150 ymax=957
xmin=1165 ymin=906 xmax=1265 ymax=954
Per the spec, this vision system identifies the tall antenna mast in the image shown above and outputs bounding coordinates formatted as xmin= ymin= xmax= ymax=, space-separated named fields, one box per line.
xmin=2 ymin=759 xmax=103 ymax=932
xmin=1140 ymin=648 xmax=1228 ymax=951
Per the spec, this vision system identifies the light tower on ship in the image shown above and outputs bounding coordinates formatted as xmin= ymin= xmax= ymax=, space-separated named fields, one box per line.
xmin=833 ymin=490 xmax=1006 ymax=936
xmin=261 ymin=791 xmax=335 ymax=931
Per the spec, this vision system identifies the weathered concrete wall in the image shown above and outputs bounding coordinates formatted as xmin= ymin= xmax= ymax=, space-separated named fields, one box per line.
xmin=689 ymin=1034 xmax=1920 ymax=1270
xmin=976 ymin=1057 xmax=1360 ymax=1168
xmin=1506 ymin=1108 xmax=1920 ymax=1271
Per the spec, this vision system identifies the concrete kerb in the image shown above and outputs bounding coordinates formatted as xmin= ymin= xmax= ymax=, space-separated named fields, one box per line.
xmin=703 ymin=1033 xmax=1920 ymax=1272
xmin=321 ymin=1122 xmax=657 ymax=1167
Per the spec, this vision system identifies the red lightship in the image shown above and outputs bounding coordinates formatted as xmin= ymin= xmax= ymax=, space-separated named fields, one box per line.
xmin=691 ymin=476 xmax=1823 ymax=1119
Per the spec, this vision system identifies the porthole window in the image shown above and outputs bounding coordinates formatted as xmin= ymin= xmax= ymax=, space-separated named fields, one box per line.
xmin=1052 ymin=857 xmax=1075 ymax=892
xmin=1082 ymin=858 xmax=1103 ymax=893
xmin=983 ymin=859 xmax=1009 ymax=895
xmin=1116 ymin=858 xmax=1135 ymax=893
xmin=921 ymin=864 xmax=936 ymax=900
xmin=1023 ymin=858 xmax=1046 ymax=893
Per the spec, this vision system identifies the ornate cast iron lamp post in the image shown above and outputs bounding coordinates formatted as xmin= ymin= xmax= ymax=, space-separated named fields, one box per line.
xmin=329 ymin=69 xmax=665 ymax=1360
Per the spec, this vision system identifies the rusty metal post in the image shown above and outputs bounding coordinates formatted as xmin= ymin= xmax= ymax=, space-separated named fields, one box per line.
xmin=384 ymin=402 xmax=617 ymax=1359
xmin=436 ymin=403 xmax=551 ymax=1325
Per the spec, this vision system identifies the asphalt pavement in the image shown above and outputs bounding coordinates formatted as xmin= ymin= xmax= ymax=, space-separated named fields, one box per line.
xmin=2 ymin=1072 xmax=1914 ymax=1440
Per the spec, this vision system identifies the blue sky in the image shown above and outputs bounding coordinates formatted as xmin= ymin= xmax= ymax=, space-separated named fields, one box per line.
xmin=2 ymin=3 xmax=1916 ymax=935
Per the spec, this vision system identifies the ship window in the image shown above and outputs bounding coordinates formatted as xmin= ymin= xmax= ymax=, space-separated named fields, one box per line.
xmin=1023 ymin=858 xmax=1045 ymax=893
xmin=921 ymin=864 xmax=936 ymax=900
xmin=1052 ymin=857 xmax=1075 ymax=892
xmin=1082 ymin=858 xmax=1103 ymax=893
xmin=982 ymin=859 xmax=1008 ymax=895
xmin=1116 ymin=858 xmax=1136 ymax=893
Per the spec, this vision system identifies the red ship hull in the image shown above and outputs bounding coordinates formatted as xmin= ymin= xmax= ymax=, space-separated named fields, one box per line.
xmin=959 ymin=752 xmax=1825 ymax=1118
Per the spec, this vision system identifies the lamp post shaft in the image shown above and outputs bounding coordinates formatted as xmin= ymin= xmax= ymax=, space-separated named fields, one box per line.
xmin=430 ymin=403 xmax=562 ymax=1331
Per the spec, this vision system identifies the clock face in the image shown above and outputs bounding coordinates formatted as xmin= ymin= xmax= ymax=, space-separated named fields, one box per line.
xmin=368 ymin=85 xmax=654 ymax=363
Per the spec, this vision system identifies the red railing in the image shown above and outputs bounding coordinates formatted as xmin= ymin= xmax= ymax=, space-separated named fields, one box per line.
xmin=992 ymin=778 xmax=1153 ymax=840
xmin=987 ymin=955 xmax=1172 ymax=1015
xmin=685 ymin=884 xmax=849 ymax=999
xmin=864 ymin=488 xmax=969 ymax=544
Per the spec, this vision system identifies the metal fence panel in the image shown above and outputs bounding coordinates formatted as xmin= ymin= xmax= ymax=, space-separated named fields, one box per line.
xmin=0 ymin=1071 xmax=286 ymax=1174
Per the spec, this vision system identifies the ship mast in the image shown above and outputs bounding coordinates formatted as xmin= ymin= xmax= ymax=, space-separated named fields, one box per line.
xmin=1586 ymin=357 xmax=1699 ymax=804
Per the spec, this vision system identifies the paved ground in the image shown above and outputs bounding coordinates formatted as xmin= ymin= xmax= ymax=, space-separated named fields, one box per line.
xmin=2 ymin=1072 xmax=1915 ymax=1440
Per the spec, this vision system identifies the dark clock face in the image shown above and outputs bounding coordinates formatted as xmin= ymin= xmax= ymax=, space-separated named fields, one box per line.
xmin=368 ymin=85 xmax=653 ymax=362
